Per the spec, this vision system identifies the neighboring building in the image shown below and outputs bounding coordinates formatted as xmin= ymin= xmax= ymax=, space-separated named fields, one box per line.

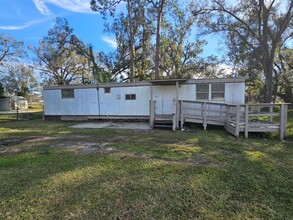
xmin=43 ymin=77 xmax=246 ymax=121
xmin=11 ymin=96 xmax=29 ymax=110
xmin=0 ymin=96 xmax=11 ymax=111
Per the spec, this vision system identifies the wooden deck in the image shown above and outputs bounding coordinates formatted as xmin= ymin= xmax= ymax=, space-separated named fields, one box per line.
xmin=150 ymin=100 xmax=289 ymax=140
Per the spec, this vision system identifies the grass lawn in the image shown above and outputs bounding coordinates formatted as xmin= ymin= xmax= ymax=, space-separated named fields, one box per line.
xmin=0 ymin=111 xmax=292 ymax=219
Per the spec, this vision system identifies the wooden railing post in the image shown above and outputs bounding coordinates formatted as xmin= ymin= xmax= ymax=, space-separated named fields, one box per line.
xmin=269 ymin=106 xmax=273 ymax=122
xmin=225 ymin=105 xmax=230 ymax=127
xmin=172 ymin=100 xmax=176 ymax=131
xmin=279 ymin=104 xmax=285 ymax=141
xmin=16 ymin=107 xmax=19 ymax=121
xmin=284 ymin=104 xmax=288 ymax=137
xmin=149 ymin=100 xmax=155 ymax=128
xmin=176 ymin=100 xmax=180 ymax=129
xmin=180 ymin=100 xmax=184 ymax=129
xmin=245 ymin=104 xmax=249 ymax=138
xmin=203 ymin=102 xmax=207 ymax=131
xmin=235 ymin=105 xmax=240 ymax=137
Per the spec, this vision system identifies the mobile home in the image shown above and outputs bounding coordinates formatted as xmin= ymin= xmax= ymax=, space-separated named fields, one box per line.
xmin=43 ymin=77 xmax=246 ymax=122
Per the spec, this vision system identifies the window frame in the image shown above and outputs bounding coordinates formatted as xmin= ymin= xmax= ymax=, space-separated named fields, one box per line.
xmin=61 ymin=89 xmax=74 ymax=99
xmin=104 ymin=87 xmax=111 ymax=94
xmin=125 ymin=94 xmax=136 ymax=100
xmin=196 ymin=84 xmax=209 ymax=101
xmin=211 ymin=83 xmax=225 ymax=101
xmin=196 ymin=83 xmax=225 ymax=101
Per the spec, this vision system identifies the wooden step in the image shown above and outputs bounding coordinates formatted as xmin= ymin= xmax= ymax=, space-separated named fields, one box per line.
xmin=153 ymin=119 xmax=173 ymax=129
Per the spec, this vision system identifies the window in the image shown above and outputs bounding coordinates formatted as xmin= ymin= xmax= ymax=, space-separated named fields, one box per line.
xmin=211 ymin=83 xmax=225 ymax=100
xmin=196 ymin=83 xmax=225 ymax=101
xmin=196 ymin=84 xmax=209 ymax=100
xmin=61 ymin=89 xmax=74 ymax=99
xmin=104 ymin=87 xmax=111 ymax=93
xmin=125 ymin=94 xmax=136 ymax=100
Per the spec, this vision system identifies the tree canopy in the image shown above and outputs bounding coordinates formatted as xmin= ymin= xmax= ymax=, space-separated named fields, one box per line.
xmin=30 ymin=18 xmax=91 ymax=85
xmin=200 ymin=0 xmax=293 ymax=102
xmin=0 ymin=33 xmax=26 ymax=64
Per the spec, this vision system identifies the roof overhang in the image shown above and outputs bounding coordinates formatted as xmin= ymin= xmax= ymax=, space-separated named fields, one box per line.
xmin=148 ymin=79 xmax=187 ymax=85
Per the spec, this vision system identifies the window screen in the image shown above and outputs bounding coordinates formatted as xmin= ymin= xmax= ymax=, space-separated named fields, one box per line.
xmin=196 ymin=84 xmax=209 ymax=100
xmin=125 ymin=94 xmax=136 ymax=100
xmin=61 ymin=89 xmax=74 ymax=99
xmin=211 ymin=83 xmax=225 ymax=100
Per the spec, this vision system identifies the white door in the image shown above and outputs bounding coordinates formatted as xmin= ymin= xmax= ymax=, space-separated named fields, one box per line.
xmin=154 ymin=86 xmax=176 ymax=115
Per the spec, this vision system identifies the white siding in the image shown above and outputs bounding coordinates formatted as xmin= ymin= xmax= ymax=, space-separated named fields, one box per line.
xmin=225 ymin=83 xmax=245 ymax=104
xmin=44 ymin=90 xmax=61 ymax=115
xmin=44 ymin=88 xmax=99 ymax=115
xmin=99 ymin=86 xmax=150 ymax=116
xmin=179 ymin=85 xmax=196 ymax=101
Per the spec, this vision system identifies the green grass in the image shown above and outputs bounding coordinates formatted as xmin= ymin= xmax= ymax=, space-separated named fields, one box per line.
xmin=0 ymin=111 xmax=292 ymax=219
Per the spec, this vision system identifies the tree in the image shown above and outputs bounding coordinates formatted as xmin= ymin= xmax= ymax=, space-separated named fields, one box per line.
xmin=91 ymin=0 xmax=136 ymax=81
xmin=91 ymin=0 xmax=154 ymax=81
xmin=30 ymin=17 xmax=91 ymax=85
xmin=160 ymin=1 xmax=205 ymax=78
xmin=0 ymin=33 xmax=26 ymax=64
xmin=0 ymin=64 xmax=37 ymax=98
xmin=0 ymin=82 xmax=4 ymax=96
xmin=148 ymin=0 xmax=168 ymax=79
xmin=274 ymin=47 xmax=293 ymax=104
xmin=69 ymin=35 xmax=112 ymax=83
xmin=202 ymin=0 xmax=293 ymax=102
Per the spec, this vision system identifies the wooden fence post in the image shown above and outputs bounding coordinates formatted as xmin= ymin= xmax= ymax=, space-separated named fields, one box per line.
xmin=245 ymin=104 xmax=249 ymax=138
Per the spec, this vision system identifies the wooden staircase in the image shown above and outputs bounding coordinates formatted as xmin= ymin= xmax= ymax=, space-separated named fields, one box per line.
xmin=153 ymin=115 xmax=173 ymax=129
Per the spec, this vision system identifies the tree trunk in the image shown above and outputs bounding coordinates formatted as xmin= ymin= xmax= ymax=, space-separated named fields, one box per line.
xmin=154 ymin=7 xmax=162 ymax=79
xmin=263 ymin=64 xmax=273 ymax=103
xmin=127 ymin=0 xmax=135 ymax=82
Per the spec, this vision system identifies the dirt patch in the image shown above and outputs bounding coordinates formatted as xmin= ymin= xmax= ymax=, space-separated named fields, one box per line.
xmin=52 ymin=141 xmax=116 ymax=154
xmin=70 ymin=122 xmax=150 ymax=130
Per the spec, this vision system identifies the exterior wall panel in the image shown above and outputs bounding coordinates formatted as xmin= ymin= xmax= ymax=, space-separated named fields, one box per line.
xmin=99 ymin=86 xmax=151 ymax=116
xmin=225 ymin=83 xmax=245 ymax=104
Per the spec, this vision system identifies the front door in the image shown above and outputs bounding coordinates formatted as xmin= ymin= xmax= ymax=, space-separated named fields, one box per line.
xmin=154 ymin=85 xmax=176 ymax=115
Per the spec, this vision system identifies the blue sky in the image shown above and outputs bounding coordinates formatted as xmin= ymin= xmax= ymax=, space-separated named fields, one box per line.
xmin=0 ymin=0 xmax=223 ymax=59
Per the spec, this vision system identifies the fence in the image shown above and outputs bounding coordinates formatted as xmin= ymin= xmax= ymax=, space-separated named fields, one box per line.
xmin=0 ymin=108 xmax=43 ymax=122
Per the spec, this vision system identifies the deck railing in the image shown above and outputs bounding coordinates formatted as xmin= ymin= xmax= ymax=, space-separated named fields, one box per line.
xmin=180 ymin=100 xmax=289 ymax=140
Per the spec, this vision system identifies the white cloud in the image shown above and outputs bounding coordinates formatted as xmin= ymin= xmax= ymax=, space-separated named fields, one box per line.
xmin=101 ymin=36 xmax=117 ymax=49
xmin=33 ymin=0 xmax=95 ymax=14
xmin=0 ymin=18 xmax=48 ymax=30
xmin=33 ymin=0 xmax=52 ymax=15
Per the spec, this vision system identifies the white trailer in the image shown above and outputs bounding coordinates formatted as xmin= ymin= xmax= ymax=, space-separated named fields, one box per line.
xmin=43 ymin=77 xmax=246 ymax=121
